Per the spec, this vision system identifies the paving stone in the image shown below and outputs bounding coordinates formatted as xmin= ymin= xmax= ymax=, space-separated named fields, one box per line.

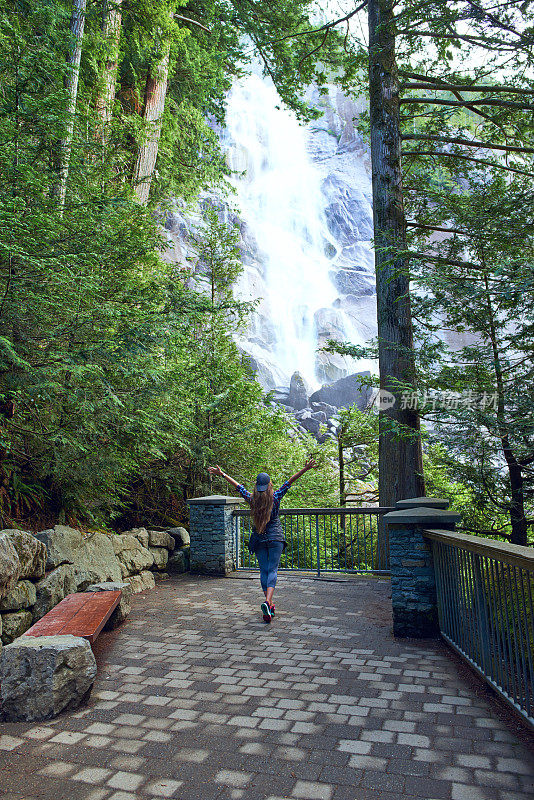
xmin=292 ymin=779 xmax=334 ymax=799
xmin=72 ymin=767 xmax=113 ymax=783
xmin=451 ymin=784 xmax=496 ymax=800
xmin=0 ymin=735 xmax=24 ymax=750
xmin=106 ymin=771 xmax=145 ymax=791
xmin=144 ymin=778 xmax=183 ymax=797
xmin=0 ymin=574 xmax=533 ymax=800
xmin=405 ymin=775 xmax=452 ymax=798
xmin=361 ymin=769 xmax=404 ymax=793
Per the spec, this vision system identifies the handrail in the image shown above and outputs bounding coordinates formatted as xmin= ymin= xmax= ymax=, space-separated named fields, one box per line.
xmin=423 ymin=528 xmax=534 ymax=571
xmin=233 ymin=506 xmax=395 ymax=517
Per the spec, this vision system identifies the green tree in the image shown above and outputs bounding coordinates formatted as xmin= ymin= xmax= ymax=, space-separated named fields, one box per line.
xmin=409 ymin=174 xmax=534 ymax=544
xmin=318 ymin=0 xmax=534 ymax=527
xmin=335 ymin=406 xmax=379 ymax=507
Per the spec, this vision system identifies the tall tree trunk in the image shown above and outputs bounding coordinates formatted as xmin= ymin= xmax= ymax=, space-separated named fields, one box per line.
xmin=132 ymin=40 xmax=170 ymax=205
xmin=368 ymin=0 xmax=425 ymax=507
xmin=94 ymin=0 xmax=123 ymax=142
xmin=55 ymin=0 xmax=87 ymax=207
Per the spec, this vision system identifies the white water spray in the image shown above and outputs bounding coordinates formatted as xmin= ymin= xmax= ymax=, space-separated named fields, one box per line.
xmin=224 ymin=73 xmax=376 ymax=389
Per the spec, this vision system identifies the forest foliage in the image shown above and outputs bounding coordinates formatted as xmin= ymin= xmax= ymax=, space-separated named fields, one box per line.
xmin=0 ymin=0 xmax=532 ymax=545
xmin=0 ymin=0 xmax=346 ymax=529
xmin=323 ymin=0 xmax=534 ymax=544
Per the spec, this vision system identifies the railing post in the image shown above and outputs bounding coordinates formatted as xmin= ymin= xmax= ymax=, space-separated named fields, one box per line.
xmin=187 ymin=495 xmax=244 ymax=576
xmin=384 ymin=498 xmax=461 ymax=638
xmin=234 ymin=514 xmax=240 ymax=570
xmin=315 ymin=515 xmax=321 ymax=577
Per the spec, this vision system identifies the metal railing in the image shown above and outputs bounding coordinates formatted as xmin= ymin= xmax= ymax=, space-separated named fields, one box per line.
xmin=233 ymin=507 xmax=394 ymax=574
xmin=425 ymin=528 xmax=534 ymax=729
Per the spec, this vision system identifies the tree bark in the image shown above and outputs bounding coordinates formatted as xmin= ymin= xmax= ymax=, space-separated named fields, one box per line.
xmin=55 ymin=0 xmax=87 ymax=207
xmin=132 ymin=39 xmax=170 ymax=205
xmin=94 ymin=0 xmax=123 ymax=141
xmin=368 ymin=0 xmax=425 ymax=507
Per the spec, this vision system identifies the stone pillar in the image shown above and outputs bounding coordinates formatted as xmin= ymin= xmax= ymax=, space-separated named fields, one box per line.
xmin=384 ymin=498 xmax=461 ymax=638
xmin=187 ymin=496 xmax=244 ymax=576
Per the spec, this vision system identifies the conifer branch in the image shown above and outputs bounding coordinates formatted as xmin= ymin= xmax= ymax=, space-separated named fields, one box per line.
xmin=402 ymin=134 xmax=534 ymax=154
xmin=400 ymin=97 xmax=534 ymax=111
xmin=400 ymin=73 xmax=534 ymax=95
xmin=174 ymin=14 xmax=211 ymax=34
xmin=402 ymin=150 xmax=534 ymax=177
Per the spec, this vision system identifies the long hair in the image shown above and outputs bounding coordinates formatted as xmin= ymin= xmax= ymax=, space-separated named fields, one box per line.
xmin=250 ymin=482 xmax=274 ymax=534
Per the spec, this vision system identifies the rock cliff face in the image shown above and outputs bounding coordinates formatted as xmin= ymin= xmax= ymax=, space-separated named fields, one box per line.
xmin=162 ymin=77 xmax=378 ymax=391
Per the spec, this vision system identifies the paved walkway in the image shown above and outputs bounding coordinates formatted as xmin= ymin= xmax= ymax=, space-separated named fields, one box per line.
xmin=1 ymin=574 xmax=533 ymax=800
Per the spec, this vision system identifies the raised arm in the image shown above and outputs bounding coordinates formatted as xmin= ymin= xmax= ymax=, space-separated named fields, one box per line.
xmin=286 ymin=458 xmax=318 ymax=487
xmin=208 ymin=464 xmax=241 ymax=491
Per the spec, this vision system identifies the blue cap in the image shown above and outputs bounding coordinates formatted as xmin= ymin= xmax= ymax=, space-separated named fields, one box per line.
xmin=255 ymin=473 xmax=271 ymax=492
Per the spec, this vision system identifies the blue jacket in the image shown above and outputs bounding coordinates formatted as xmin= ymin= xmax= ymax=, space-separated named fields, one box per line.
xmin=236 ymin=481 xmax=290 ymax=552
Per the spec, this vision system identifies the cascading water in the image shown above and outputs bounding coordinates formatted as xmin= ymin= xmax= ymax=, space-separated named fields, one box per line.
xmin=224 ymin=72 xmax=377 ymax=390
xmin=163 ymin=72 xmax=378 ymax=392
xmin=225 ymin=75 xmax=337 ymax=386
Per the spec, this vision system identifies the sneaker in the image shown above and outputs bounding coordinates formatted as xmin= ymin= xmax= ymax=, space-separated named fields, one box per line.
xmin=261 ymin=602 xmax=272 ymax=623
xmin=269 ymin=603 xmax=275 ymax=617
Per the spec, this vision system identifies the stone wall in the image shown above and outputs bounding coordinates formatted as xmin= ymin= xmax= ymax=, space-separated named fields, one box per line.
xmin=384 ymin=499 xmax=461 ymax=638
xmin=0 ymin=524 xmax=191 ymax=653
xmin=188 ymin=496 xmax=243 ymax=575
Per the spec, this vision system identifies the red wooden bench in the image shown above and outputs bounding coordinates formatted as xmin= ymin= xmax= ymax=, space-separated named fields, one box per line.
xmin=24 ymin=591 xmax=122 ymax=645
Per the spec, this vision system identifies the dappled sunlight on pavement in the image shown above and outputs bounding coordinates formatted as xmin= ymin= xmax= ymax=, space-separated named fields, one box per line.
xmin=0 ymin=574 xmax=533 ymax=800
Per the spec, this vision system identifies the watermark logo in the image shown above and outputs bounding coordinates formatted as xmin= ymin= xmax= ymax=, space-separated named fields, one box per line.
xmin=400 ymin=390 xmax=498 ymax=412
xmin=373 ymin=389 xmax=397 ymax=410
xmin=371 ymin=389 xmax=498 ymax=413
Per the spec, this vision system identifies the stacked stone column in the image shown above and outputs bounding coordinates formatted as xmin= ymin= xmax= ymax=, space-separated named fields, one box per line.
xmin=384 ymin=498 xmax=461 ymax=638
xmin=187 ymin=495 xmax=244 ymax=575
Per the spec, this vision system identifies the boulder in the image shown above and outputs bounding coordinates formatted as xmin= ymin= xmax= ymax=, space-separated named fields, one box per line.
xmin=270 ymin=387 xmax=290 ymax=406
xmin=167 ymin=547 xmax=190 ymax=574
xmin=0 ymin=580 xmax=36 ymax=612
xmin=310 ymin=372 xmax=373 ymax=411
xmin=287 ymin=372 xmax=309 ymax=411
xmin=2 ymin=529 xmax=46 ymax=579
xmin=310 ymin=401 xmax=337 ymax=418
xmin=34 ymin=526 xmax=122 ymax=583
xmin=148 ymin=530 xmax=174 ymax=549
xmin=149 ymin=547 xmax=169 ymax=571
xmin=1 ymin=609 xmax=33 ymax=644
xmin=125 ymin=570 xmax=156 ymax=594
xmin=0 ymin=533 xmax=21 ymax=599
xmin=167 ymin=527 xmax=190 ymax=547
xmin=297 ymin=415 xmax=321 ymax=435
xmin=122 ymin=527 xmax=149 ymax=549
xmin=0 ymin=635 xmax=97 ymax=721
xmin=33 ymin=564 xmax=77 ymax=622
xmin=112 ymin=534 xmax=154 ymax=577
xmin=294 ymin=409 xmax=327 ymax=436
xmin=85 ymin=582 xmax=132 ymax=629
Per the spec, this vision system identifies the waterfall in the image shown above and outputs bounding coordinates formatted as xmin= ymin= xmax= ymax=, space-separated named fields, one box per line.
xmin=224 ymin=73 xmax=377 ymax=390
xmin=163 ymin=73 xmax=378 ymax=391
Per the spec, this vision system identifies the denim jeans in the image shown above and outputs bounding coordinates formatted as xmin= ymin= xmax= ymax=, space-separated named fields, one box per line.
xmin=255 ymin=541 xmax=284 ymax=592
